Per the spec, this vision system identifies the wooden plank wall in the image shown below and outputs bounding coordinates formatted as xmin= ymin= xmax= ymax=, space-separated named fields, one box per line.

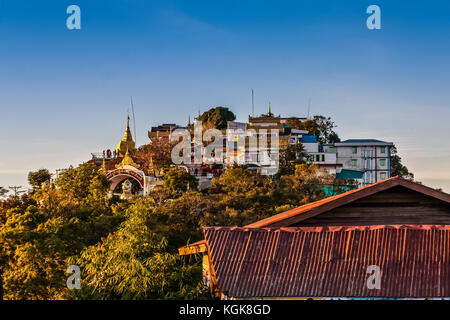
xmin=295 ymin=186 xmax=450 ymax=226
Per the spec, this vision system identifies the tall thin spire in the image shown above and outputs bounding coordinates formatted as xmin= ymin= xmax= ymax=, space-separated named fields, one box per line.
xmin=268 ymin=102 xmax=273 ymax=117
xmin=123 ymin=115 xmax=133 ymax=141
xmin=116 ymin=114 xmax=136 ymax=156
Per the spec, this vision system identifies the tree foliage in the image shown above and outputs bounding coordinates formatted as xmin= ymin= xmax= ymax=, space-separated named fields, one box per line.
xmin=28 ymin=169 xmax=52 ymax=190
xmin=0 ymin=153 xmax=357 ymax=300
xmin=0 ymin=164 xmax=121 ymax=300
xmin=71 ymin=198 xmax=207 ymax=299
xmin=132 ymin=139 xmax=175 ymax=176
xmin=390 ymin=146 xmax=413 ymax=179
xmin=163 ymin=167 xmax=198 ymax=197
xmin=286 ymin=115 xmax=340 ymax=143
xmin=198 ymin=106 xmax=236 ymax=129
xmin=277 ymin=142 xmax=308 ymax=177
xmin=0 ymin=187 xmax=8 ymax=198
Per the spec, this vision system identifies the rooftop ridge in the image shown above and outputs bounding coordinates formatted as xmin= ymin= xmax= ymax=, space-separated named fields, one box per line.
xmin=245 ymin=176 xmax=450 ymax=228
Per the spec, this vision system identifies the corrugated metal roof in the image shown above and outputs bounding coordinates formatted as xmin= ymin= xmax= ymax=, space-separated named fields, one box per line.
xmin=246 ymin=176 xmax=450 ymax=228
xmin=204 ymin=225 xmax=450 ymax=298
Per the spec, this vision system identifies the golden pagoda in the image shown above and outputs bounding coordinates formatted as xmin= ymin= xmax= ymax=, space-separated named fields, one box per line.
xmin=116 ymin=148 xmax=140 ymax=169
xmin=116 ymin=115 xmax=136 ymax=157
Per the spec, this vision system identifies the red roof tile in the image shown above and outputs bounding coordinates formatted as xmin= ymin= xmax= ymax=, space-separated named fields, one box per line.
xmin=204 ymin=225 xmax=450 ymax=298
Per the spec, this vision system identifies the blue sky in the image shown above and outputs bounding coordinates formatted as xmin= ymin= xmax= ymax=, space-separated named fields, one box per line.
xmin=1 ymin=0 xmax=450 ymax=191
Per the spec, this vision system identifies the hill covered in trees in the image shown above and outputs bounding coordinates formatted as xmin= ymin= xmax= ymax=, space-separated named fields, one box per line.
xmin=0 ymin=160 xmax=351 ymax=300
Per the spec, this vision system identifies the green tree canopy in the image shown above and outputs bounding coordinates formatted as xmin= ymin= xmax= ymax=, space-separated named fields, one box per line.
xmin=0 ymin=163 xmax=121 ymax=299
xmin=28 ymin=169 xmax=52 ymax=190
xmin=198 ymin=106 xmax=236 ymax=129
xmin=390 ymin=146 xmax=413 ymax=179
xmin=0 ymin=187 xmax=8 ymax=198
xmin=72 ymin=198 xmax=207 ymax=299
xmin=163 ymin=167 xmax=198 ymax=196
xmin=276 ymin=142 xmax=308 ymax=177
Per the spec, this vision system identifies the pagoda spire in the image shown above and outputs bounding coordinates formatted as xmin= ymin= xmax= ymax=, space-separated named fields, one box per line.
xmin=268 ymin=102 xmax=273 ymax=117
xmin=123 ymin=115 xmax=133 ymax=141
xmin=116 ymin=114 xmax=136 ymax=157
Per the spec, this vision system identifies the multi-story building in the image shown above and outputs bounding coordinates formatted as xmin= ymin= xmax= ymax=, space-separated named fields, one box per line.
xmin=145 ymin=116 xmax=395 ymax=187
xmin=246 ymin=106 xmax=309 ymax=175
xmin=333 ymin=139 xmax=394 ymax=186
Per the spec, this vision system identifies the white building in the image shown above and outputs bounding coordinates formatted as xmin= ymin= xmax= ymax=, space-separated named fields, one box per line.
xmin=333 ymin=139 xmax=394 ymax=186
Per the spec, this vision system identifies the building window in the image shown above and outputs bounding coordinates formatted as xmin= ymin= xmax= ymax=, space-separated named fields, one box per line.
xmin=352 ymin=147 xmax=357 ymax=154
xmin=329 ymin=147 xmax=336 ymax=153
xmin=380 ymin=172 xmax=387 ymax=180
xmin=351 ymin=159 xmax=357 ymax=167
xmin=380 ymin=147 xmax=386 ymax=154
xmin=380 ymin=159 xmax=386 ymax=167
xmin=321 ymin=154 xmax=325 ymax=162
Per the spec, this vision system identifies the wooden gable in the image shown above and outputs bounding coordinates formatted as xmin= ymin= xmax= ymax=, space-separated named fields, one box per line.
xmin=295 ymin=185 xmax=450 ymax=226
xmin=246 ymin=177 xmax=450 ymax=228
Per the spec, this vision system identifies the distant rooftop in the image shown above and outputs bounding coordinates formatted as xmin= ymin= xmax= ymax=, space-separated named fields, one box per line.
xmin=302 ymin=135 xmax=317 ymax=143
xmin=335 ymin=139 xmax=394 ymax=146
xmin=150 ymin=124 xmax=181 ymax=132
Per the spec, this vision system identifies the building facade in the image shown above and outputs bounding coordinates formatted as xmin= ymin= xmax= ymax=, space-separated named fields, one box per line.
xmin=333 ymin=139 xmax=393 ymax=186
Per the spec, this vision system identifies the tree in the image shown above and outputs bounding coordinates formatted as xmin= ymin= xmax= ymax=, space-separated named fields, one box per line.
xmin=198 ymin=106 xmax=236 ymax=129
xmin=163 ymin=167 xmax=198 ymax=197
xmin=276 ymin=142 xmax=308 ymax=177
xmin=71 ymin=198 xmax=207 ymax=299
xmin=132 ymin=139 xmax=175 ymax=176
xmin=54 ymin=162 xmax=105 ymax=204
xmin=0 ymin=163 xmax=120 ymax=300
xmin=208 ymin=167 xmax=277 ymax=225
xmin=286 ymin=115 xmax=340 ymax=143
xmin=151 ymin=192 xmax=219 ymax=250
xmin=209 ymin=167 xmax=272 ymax=197
xmin=28 ymin=169 xmax=52 ymax=190
xmin=390 ymin=146 xmax=413 ymax=179
xmin=0 ymin=187 xmax=8 ymax=198
xmin=280 ymin=164 xmax=336 ymax=204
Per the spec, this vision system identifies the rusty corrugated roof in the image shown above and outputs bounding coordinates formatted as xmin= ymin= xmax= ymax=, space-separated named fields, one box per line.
xmin=246 ymin=176 xmax=450 ymax=228
xmin=204 ymin=225 xmax=450 ymax=298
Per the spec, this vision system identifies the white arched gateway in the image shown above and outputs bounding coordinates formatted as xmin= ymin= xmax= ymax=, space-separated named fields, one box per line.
xmin=104 ymin=151 xmax=159 ymax=198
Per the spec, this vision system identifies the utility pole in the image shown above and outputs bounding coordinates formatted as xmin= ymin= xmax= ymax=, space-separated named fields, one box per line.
xmin=307 ymin=98 xmax=311 ymax=119
xmin=251 ymin=89 xmax=254 ymax=117
xmin=8 ymin=186 xmax=25 ymax=197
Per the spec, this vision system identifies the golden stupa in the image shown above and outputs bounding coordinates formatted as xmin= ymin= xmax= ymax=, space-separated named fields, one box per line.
xmin=116 ymin=115 xmax=136 ymax=157
xmin=116 ymin=148 xmax=140 ymax=169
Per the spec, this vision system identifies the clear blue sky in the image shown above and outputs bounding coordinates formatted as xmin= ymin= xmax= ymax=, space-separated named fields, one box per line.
xmin=1 ymin=0 xmax=450 ymax=191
